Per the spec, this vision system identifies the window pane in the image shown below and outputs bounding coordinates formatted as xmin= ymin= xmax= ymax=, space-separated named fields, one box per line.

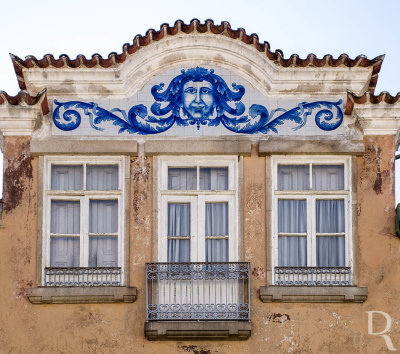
xmin=278 ymin=236 xmax=307 ymax=266
xmin=168 ymin=239 xmax=190 ymax=262
xmin=168 ymin=168 xmax=197 ymax=190
xmin=278 ymin=165 xmax=309 ymax=190
xmin=168 ymin=203 xmax=190 ymax=262
xmin=50 ymin=237 xmax=79 ymax=267
xmin=51 ymin=165 xmax=83 ymax=190
xmin=206 ymin=239 xmax=228 ymax=262
xmin=313 ymin=165 xmax=344 ymax=190
xmin=51 ymin=201 xmax=80 ymax=234
xmin=205 ymin=203 xmax=228 ymax=236
xmin=87 ymin=165 xmax=118 ymax=190
xmin=278 ymin=200 xmax=307 ymax=233
xmin=89 ymin=200 xmax=118 ymax=234
xmin=168 ymin=203 xmax=190 ymax=236
xmin=89 ymin=236 xmax=118 ymax=267
xmin=316 ymin=200 xmax=345 ymax=233
xmin=200 ymin=168 xmax=228 ymax=190
xmin=317 ymin=236 xmax=345 ymax=267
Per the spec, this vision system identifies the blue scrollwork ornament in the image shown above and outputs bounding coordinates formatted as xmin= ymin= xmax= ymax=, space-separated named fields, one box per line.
xmin=52 ymin=67 xmax=343 ymax=135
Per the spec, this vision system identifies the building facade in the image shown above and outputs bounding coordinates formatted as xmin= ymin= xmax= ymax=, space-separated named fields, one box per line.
xmin=0 ymin=19 xmax=400 ymax=353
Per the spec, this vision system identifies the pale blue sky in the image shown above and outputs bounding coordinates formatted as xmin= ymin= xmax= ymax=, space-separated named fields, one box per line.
xmin=1 ymin=0 xmax=399 ymax=95
xmin=0 ymin=0 xmax=399 ymax=199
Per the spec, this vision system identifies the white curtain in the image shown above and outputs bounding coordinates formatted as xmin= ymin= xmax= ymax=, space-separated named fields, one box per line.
xmin=87 ymin=165 xmax=118 ymax=190
xmin=51 ymin=165 xmax=83 ymax=190
xmin=278 ymin=165 xmax=309 ymax=190
xmin=316 ymin=200 xmax=345 ymax=266
xmin=278 ymin=199 xmax=307 ymax=266
xmin=200 ymin=168 xmax=228 ymax=190
xmin=50 ymin=201 xmax=80 ymax=267
xmin=89 ymin=200 xmax=118 ymax=267
xmin=205 ymin=203 xmax=228 ymax=262
xmin=168 ymin=168 xmax=196 ymax=190
xmin=168 ymin=203 xmax=191 ymax=262
xmin=317 ymin=237 xmax=345 ymax=267
xmin=278 ymin=237 xmax=307 ymax=267
xmin=313 ymin=165 xmax=344 ymax=190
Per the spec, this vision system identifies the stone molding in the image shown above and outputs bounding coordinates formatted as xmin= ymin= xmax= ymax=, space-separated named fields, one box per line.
xmin=144 ymin=321 xmax=251 ymax=340
xmin=259 ymin=285 xmax=367 ymax=303
xmin=258 ymin=138 xmax=365 ymax=155
xmin=27 ymin=286 xmax=137 ymax=304
xmin=355 ymin=106 xmax=400 ymax=135
xmin=30 ymin=138 xmax=139 ymax=155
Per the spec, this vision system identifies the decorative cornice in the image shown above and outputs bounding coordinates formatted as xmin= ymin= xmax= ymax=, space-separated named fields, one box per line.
xmin=0 ymin=89 xmax=48 ymax=113
xmin=0 ymin=89 xmax=48 ymax=136
xmin=11 ymin=19 xmax=384 ymax=93
xmin=345 ymin=91 xmax=400 ymax=114
xmin=346 ymin=91 xmax=400 ymax=135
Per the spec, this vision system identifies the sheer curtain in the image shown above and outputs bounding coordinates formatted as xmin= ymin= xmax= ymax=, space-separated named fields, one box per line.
xmin=168 ymin=203 xmax=191 ymax=262
xmin=200 ymin=168 xmax=228 ymax=190
xmin=278 ymin=165 xmax=309 ymax=190
xmin=50 ymin=165 xmax=82 ymax=266
xmin=316 ymin=200 xmax=345 ymax=266
xmin=89 ymin=200 xmax=118 ymax=267
xmin=205 ymin=203 xmax=228 ymax=262
xmin=278 ymin=200 xmax=307 ymax=266
xmin=87 ymin=165 xmax=118 ymax=190
xmin=168 ymin=168 xmax=196 ymax=190
xmin=87 ymin=165 xmax=119 ymax=267
xmin=50 ymin=201 xmax=80 ymax=267
xmin=51 ymin=165 xmax=83 ymax=190
xmin=313 ymin=165 xmax=344 ymax=190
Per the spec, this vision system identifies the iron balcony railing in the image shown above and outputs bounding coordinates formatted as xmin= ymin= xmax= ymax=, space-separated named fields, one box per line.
xmin=146 ymin=262 xmax=250 ymax=321
xmin=44 ymin=267 xmax=122 ymax=286
xmin=274 ymin=266 xmax=351 ymax=286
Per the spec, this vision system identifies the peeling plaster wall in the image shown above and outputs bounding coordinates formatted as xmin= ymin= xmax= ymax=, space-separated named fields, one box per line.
xmin=0 ymin=135 xmax=400 ymax=353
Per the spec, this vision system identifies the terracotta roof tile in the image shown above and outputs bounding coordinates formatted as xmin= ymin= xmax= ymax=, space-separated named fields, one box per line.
xmin=10 ymin=19 xmax=384 ymax=93
xmin=0 ymin=89 xmax=49 ymax=115
xmin=345 ymin=91 xmax=400 ymax=114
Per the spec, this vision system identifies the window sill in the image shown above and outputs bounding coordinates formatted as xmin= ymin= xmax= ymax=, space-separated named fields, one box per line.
xmin=27 ymin=286 xmax=137 ymax=304
xmin=259 ymin=285 xmax=367 ymax=303
xmin=144 ymin=321 xmax=251 ymax=340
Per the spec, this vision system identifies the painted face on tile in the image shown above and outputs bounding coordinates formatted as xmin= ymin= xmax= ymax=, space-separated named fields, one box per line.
xmin=182 ymin=80 xmax=214 ymax=119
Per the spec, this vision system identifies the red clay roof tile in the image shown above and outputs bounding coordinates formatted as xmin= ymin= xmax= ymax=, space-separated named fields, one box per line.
xmin=10 ymin=19 xmax=385 ymax=93
xmin=0 ymin=89 xmax=49 ymax=115
xmin=345 ymin=91 xmax=400 ymax=114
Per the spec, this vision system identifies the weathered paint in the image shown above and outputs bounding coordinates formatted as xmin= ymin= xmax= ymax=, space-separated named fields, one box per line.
xmin=1 ymin=19 xmax=400 ymax=353
xmin=1 ymin=135 xmax=400 ymax=353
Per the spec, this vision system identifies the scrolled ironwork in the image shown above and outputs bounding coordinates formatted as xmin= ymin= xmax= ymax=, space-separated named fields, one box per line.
xmin=146 ymin=262 xmax=250 ymax=321
xmin=44 ymin=267 xmax=122 ymax=287
xmin=274 ymin=266 xmax=351 ymax=286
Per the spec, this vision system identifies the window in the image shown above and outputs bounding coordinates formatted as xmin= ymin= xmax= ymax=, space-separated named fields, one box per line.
xmin=158 ymin=156 xmax=238 ymax=262
xmin=271 ymin=156 xmax=352 ymax=285
xmin=42 ymin=156 xmax=126 ymax=286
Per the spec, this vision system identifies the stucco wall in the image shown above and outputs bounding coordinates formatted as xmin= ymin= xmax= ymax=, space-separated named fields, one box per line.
xmin=0 ymin=135 xmax=399 ymax=353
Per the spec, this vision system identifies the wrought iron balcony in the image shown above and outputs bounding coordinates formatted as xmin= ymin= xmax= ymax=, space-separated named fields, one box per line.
xmin=146 ymin=262 xmax=251 ymax=321
xmin=274 ymin=266 xmax=351 ymax=286
xmin=44 ymin=267 xmax=122 ymax=286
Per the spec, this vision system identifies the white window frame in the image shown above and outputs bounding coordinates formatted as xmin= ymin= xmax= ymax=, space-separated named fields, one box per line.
xmin=158 ymin=155 xmax=238 ymax=262
xmin=42 ymin=155 xmax=126 ymax=283
xmin=271 ymin=155 xmax=352 ymax=275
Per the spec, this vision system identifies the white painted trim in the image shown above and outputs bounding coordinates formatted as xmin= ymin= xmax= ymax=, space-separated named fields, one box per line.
xmin=270 ymin=155 xmax=352 ymax=279
xmin=42 ymin=155 xmax=126 ymax=284
xmin=157 ymin=155 xmax=238 ymax=262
